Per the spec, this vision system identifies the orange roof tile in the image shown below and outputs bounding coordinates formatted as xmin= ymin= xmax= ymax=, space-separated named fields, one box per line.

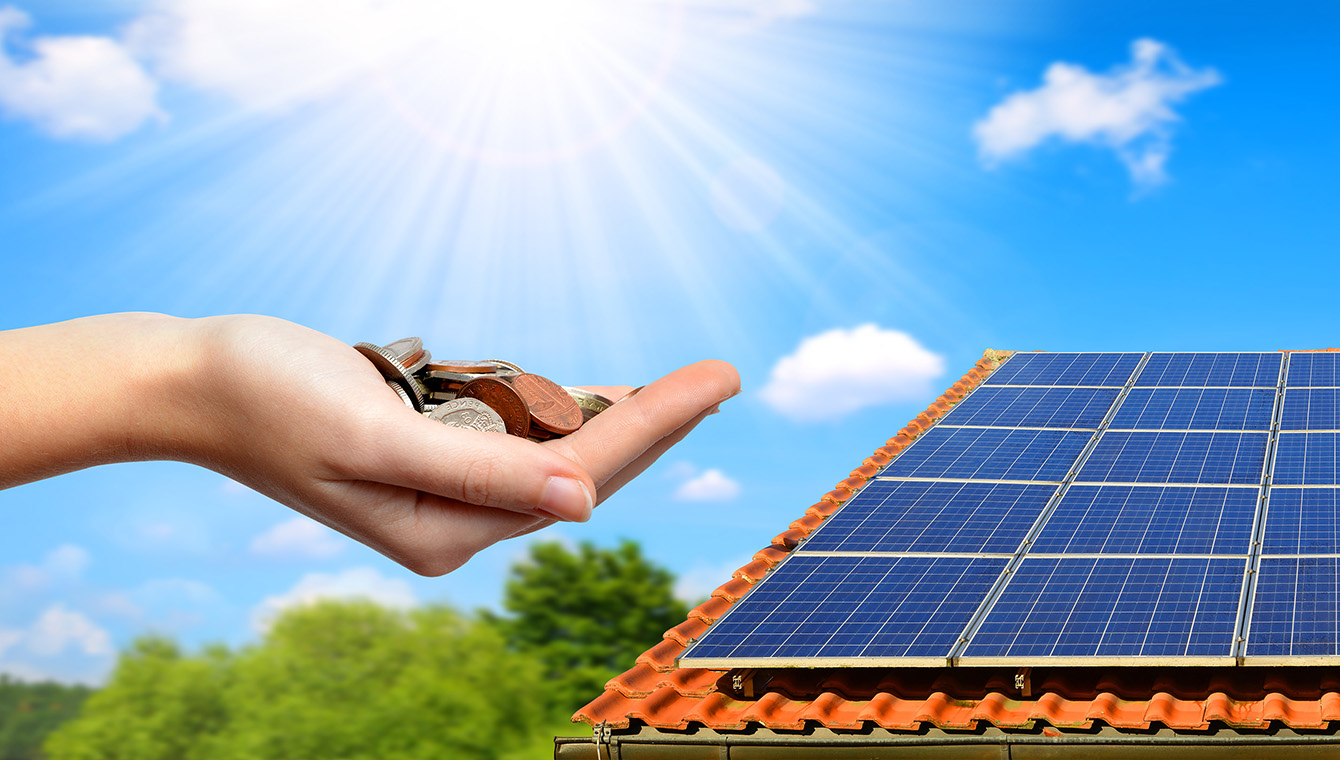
xmin=573 ymin=350 xmax=1340 ymax=735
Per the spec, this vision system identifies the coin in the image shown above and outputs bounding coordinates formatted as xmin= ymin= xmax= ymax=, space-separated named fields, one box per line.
xmin=355 ymin=342 xmax=426 ymax=411
xmin=428 ymin=398 xmax=507 ymax=434
xmin=457 ymin=377 xmax=531 ymax=438
xmin=424 ymin=359 xmax=502 ymax=374
xmin=513 ymin=373 xmax=583 ymax=435
xmin=387 ymin=380 xmax=415 ymax=409
xmin=563 ymin=387 xmax=613 ymax=422
xmin=485 ymin=359 xmax=525 ymax=374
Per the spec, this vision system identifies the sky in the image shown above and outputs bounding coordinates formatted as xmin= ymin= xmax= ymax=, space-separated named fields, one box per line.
xmin=0 ymin=0 xmax=1337 ymax=684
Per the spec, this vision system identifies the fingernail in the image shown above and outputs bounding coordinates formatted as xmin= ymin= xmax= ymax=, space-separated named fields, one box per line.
xmin=706 ymin=403 xmax=723 ymax=416
xmin=537 ymin=477 xmax=593 ymax=522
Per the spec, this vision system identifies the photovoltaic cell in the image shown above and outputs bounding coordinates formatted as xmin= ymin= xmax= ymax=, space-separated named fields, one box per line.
xmin=1281 ymin=389 xmax=1340 ymax=430
xmin=1032 ymin=485 xmax=1256 ymax=555
xmin=682 ymin=556 xmax=1006 ymax=662
xmin=984 ymin=352 xmax=1142 ymax=388
xmin=1287 ymin=353 xmax=1340 ymax=388
xmin=1109 ymin=388 xmax=1275 ymax=431
xmin=1075 ymin=431 xmax=1268 ymax=485
xmin=1247 ymin=558 xmax=1340 ymax=657
xmin=880 ymin=427 xmax=1091 ymax=482
xmin=937 ymin=387 xmax=1118 ymax=429
xmin=1134 ymin=352 xmax=1281 ymax=388
xmin=1273 ymin=434 xmax=1340 ymax=485
xmin=965 ymin=557 xmax=1243 ymax=659
xmin=1261 ymin=489 xmax=1340 ymax=554
xmin=801 ymin=480 xmax=1058 ymax=554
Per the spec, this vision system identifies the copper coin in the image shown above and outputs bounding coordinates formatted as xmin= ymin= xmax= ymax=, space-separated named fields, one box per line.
xmin=513 ymin=373 xmax=583 ymax=435
xmin=423 ymin=359 xmax=503 ymax=375
xmin=457 ymin=377 xmax=530 ymax=438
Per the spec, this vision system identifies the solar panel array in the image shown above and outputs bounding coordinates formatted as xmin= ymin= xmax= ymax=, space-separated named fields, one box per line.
xmin=680 ymin=351 xmax=1340 ymax=668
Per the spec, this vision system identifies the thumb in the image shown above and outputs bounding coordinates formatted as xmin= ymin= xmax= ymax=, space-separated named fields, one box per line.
xmin=360 ymin=410 xmax=597 ymax=522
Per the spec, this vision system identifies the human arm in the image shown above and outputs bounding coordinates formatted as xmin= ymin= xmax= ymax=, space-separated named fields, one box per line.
xmin=0 ymin=313 xmax=740 ymax=574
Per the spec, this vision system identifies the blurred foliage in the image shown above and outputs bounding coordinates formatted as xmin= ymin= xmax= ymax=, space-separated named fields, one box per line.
xmin=43 ymin=540 xmax=688 ymax=759
xmin=489 ymin=539 xmax=688 ymax=714
xmin=0 ymin=677 xmax=91 ymax=760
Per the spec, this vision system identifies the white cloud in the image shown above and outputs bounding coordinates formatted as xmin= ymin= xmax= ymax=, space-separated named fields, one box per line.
xmin=1 ymin=604 xmax=113 ymax=659
xmin=0 ymin=6 xmax=162 ymax=140
xmin=974 ymin=38 xmax=1220 ymax=187
xmin=251 ymin=567 xmax=416 ymax=632
xmin=2 ymin=544 xmax=91 ymax=594
xmin=26 ymin=604 xmax=113 ymax=657
xmin=760 ymin=325 xmax=945 ymax=422
xmin=674 ymin=469 xmax=742 ymax=502
xmin=250 ymin=517 xmax=348 ymax=560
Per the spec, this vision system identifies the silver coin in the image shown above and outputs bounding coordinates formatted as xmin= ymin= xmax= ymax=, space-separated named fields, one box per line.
xmin=426 ymin=390 xmax=459 ymax=403
xmin=405 ymin=348 xmax=431 ymax=374
xmin=427 ymin=398 xmax=506 ymax=434
xmin=387 ymin=380 xmax=415 ymax=409
xmin=354 ymin=342 xmax=426 ymax=411
xmin=563 ymin=387 xmax=613 ymax=421
xmin=484 ymin=359 xmax=525 ymax=374
xmin=384 ymin=337 xmax=423 ymax=365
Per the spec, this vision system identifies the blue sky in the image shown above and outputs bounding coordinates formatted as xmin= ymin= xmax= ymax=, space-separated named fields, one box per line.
xmin=0 ymin=0 xmax=1337 ymax=683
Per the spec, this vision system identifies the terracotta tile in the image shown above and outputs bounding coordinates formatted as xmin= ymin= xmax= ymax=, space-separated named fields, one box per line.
xmin=849 ymin=464 xmax=880 ymax=479
xmin=732 ymin=558 xmax=771 ymax=582
xmin=789 ymin=513 xmax=826 ymax=533
xmin=635 ymin=637 xmax=684 ymax=672
xmin=836 ymin=475 xmax=868 ymax=491
xmin=687 ymin=596 xmax=732 ymax=623
xmin=819 ymin=488 xmax=851 ymax=505
xmin=710 ymin=576 xmax=753 ymax=601
xmin=606 ymin=664 xmax=721 ymax=698
xmin=806 ymin=500 xmax=840 ymax=518
xmin=874 ymin=444 xmax=903 ymax=459
xmin=770 ymin=528 xmax=804 ymax=550
xmin=751 ymin=546 xmax=789 ymax=567
xmin=663 ymin=617 xmax=710 ymax=646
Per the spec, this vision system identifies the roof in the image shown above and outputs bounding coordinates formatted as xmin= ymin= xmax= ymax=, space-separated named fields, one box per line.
xmin=573 ymin=349 xmax=1340 ymax=738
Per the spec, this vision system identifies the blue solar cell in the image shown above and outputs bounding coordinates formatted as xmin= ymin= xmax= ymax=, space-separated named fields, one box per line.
xmin=938 ymin=387 xmax=1118 ymax=429
xmin=1281 ymin=389 xmax=1340 ymax=430
xmin=1273 ymin=434 xmax=1340 ymax=485
xmin=1134 ymin=353 xmax=1281 ymax=388
xmin=1261 ymin=489 xmax=1340 ymax=554
xmin=881 ymin=428 xmax=1091 ymax=482
xmin=1287 ymin=353 xmax=1340 ymax=388
xmin=1032 ymin=485 xmax=1257 ymax=554
xmin=1109 ymin=388 xmax=1275 ymax=431
xmin=682 ymin=556 xmax=1006 ymax=661
xmin=984 ymin=353 xmax=1142 ymax=387
xmin=965 ymin=557 xmax=1243 ymax=659
xmin=1075 ymin=431 xmax=1268 ymax=485
xmin=1247 ymin=558 xmax=1340 ymax=657
xmin=801 ymin=481 xmax=1059 ymax=554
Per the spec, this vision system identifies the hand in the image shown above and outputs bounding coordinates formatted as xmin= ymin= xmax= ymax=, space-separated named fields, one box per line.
xmin=0 ymin=314 xmax=738 ymax=575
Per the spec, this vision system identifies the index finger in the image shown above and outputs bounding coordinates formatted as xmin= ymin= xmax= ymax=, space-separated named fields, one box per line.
xmin=545 ymin=360 xmax=739 ymax=492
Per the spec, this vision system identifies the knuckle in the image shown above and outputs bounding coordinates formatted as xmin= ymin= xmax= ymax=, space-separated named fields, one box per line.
xmin=458 ymin=454 xmax=505 ymax=506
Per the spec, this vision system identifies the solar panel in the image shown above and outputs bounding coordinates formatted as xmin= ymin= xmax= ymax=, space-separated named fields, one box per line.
xmin=936 ymin=387 xmax=1118 ymax=429
xmin=1109 ymin=388 xmax=1275 ymax=431
xmin=1280 ymin=389 xmax=1340 ymax=431
xmin=1261 ymin=488 xmax=1340 ymax=554
xmin=880 ymin=427 xmax=1091 ymax=482
xmin=1134 ymin=352 xmax=1281 ymax=388
xmin=1272 ymin=433 xmax=1340 ymax=485
xmin=984 ymin=352 xmax=1142 ymax=387
xmin=681 ymin=556 xmax=1007 ymax=665
xmin=800 ymin=480 xmax=1058 ymax=554
xmin=678 ymin=350 xmax=1340 ymax=669
xmin=1031 ymin=485 xmax=1256 ymax=555
xmin=1287 ymin=353 xmax=1340 ymax=388
xmin=1246 ymin=557 xmax=1340 ymax=658
xmin=1075 ymin=431 xmax=1268 ymax=485
xmin=964 ymin=557 xmax=1243 ymax=661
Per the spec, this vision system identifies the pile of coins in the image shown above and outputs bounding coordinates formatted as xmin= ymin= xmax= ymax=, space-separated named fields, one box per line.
xmin=353 ymin=338 xmax=616 ymax=442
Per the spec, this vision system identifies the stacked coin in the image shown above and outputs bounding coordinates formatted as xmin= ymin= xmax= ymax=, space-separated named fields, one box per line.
xmin=354 ymin=338 xmax=615 ymax=442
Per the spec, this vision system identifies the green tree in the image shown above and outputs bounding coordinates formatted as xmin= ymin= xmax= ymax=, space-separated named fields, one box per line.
xmin=0 ymin=676 xmax=92 ymax=760
xmin=492 ymin=540 xmax=689 ymax=714
xmin=46 ymin=602 xmax=553 ymax=760
xmin=42 ymin=638 xmax=229 ymax=760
